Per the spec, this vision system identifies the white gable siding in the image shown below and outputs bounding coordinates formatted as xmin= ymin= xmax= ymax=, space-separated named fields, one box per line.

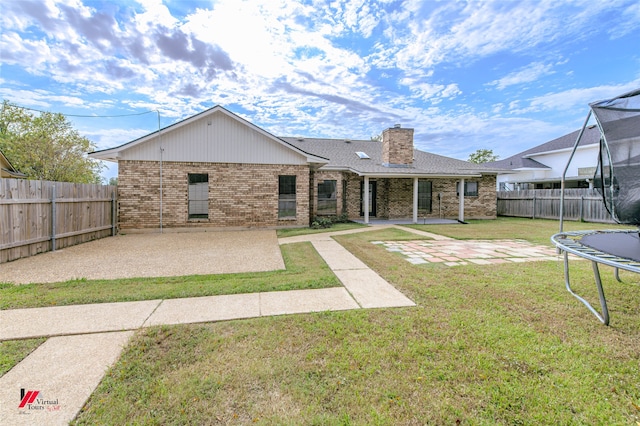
xmin=118 ymin=111 xmax=307 ymax=165
xmin=496 ymin=145 xmax=599 ymax=189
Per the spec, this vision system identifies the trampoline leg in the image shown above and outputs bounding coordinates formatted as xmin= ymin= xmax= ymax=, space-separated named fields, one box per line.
xmin=591 ymin=262 xmax=610 ymax=326
xmin=562 ymin=252 xmax=610 ymax=325
xmin=614 ymin=267 xmax=622 ymax=282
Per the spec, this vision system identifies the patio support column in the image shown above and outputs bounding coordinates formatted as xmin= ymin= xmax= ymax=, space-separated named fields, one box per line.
xmin=459 ymin=178 xmax=465 ymax=222
xmin=364 ymin=175 xmax=370 ymax=224
xmin=413 ymin=177 xmax=419 ymax=224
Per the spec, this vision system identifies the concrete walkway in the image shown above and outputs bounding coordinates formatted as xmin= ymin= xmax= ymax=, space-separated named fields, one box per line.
xmin=0 ymin=225 xmax=415 ymax=425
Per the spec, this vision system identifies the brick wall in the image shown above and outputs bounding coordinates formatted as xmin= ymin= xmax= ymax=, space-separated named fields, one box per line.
xmin=431 ymin=175 xmax=497 ymax=220
xmin=118 ymin=160 xmax=310 ymax=229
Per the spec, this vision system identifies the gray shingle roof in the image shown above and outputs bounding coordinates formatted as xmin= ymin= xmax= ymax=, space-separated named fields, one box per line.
xmin=281 ymin=137 xmax=496 ymax=177
xmin=485 ymin=125 xmax=601 ymax=170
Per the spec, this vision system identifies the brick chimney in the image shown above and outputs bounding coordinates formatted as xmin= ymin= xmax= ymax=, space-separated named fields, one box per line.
xmin=382 ymin=125 xmax=414 ymax=166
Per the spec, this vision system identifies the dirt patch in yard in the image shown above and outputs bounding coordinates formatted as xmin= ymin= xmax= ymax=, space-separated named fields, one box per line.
xmin=0 ymin=230 xmax=285 ymax=285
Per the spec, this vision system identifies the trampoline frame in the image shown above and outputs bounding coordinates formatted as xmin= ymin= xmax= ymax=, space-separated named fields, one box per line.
xmin=551 ymin=229 xmax=640 ymax=325
xmin=554 ymin=88 xmax=640 ymax=325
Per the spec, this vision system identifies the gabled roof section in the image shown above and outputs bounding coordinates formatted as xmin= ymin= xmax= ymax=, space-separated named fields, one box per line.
xmin=282 ymin=137 xmax=498 ymax=177
xmin=485 ymin=125 xmax=600 ymax=171
xmin=0 ymin=149 xmax=27 ymax=178
xmin=89 ymin=105 xmax=328 ymax=165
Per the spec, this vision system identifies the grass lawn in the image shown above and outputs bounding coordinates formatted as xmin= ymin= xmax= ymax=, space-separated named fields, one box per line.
xmin=67 ymin=218 xmax=639 ymax=425
xmin=0 ymin=338 xmax=45 ymax=376
xmin=276 ymin=222 xmax=367 ymax=238
xmin=405 ymin=216 xmax=636 ymax=245
xmin=0 ymin=242 xmax=340 ymax=310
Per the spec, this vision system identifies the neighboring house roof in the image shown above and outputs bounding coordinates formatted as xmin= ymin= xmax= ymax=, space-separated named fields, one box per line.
xmin=0 ymin=149 xmax=27 ymax=178
xmin=283 ymin=137 xmax=497 ymax=177
xmin=485 ymin=125 xmax=601 ymax=171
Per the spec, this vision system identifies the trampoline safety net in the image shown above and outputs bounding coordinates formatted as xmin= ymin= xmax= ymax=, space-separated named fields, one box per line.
xmin=592 ymin=89 xmax=640 ymax=225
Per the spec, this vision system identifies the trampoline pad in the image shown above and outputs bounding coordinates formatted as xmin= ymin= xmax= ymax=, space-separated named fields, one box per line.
xmin=580 ymin=231 xmax=640 ymax=262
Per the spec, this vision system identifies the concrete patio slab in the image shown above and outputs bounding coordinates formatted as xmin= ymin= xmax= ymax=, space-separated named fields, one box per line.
xmin=260 ymin=287 xmax=359 ymax=316
xmin=334 ymin=269 xmax=416 ymax=309
xmin=0 ymin=300 xmax=160 ymax=340
xmin=0 ymin=331 xmax=133 ymax=426
xmin=0 ymin=230 xmax=284 ymax=285
xmin=144 ymin=293 xmax=261 ymax=327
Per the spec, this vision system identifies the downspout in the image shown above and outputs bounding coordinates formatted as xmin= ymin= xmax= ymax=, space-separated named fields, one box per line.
xmin=364 ymin=175 xmax=370 ymax=224
xmin=459 ymin=178 xmax=465 ymax=223
xmin=157 ymin=110 xmax=163 ymax=233
xmin=413 ymin=177 xmax=418 ymax=224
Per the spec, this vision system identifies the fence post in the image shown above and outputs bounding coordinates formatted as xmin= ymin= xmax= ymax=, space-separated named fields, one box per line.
xmin=51 ymin=184 xmax=57 ymax=251
xmin=532 ymin=192 xmax=536 ymax=219
xmin=580 ymin=195 xmax=584 ymax=222
xmin=111 ymin=189 xmax=117 ymax=236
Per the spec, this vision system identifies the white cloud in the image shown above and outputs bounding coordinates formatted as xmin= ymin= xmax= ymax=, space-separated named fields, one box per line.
xmin=488 ymin=62 xmax=554 ymax=90
xmin=2 ymin=0 xmax=639 ymax=164
xmin=518 ymin=81 xmax=640 ymax=114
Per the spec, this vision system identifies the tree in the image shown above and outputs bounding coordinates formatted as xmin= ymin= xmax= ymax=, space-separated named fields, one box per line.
xmin=0 ymin=101 xmax=104 ymax=183
xmin=468 ymin=149 xmax=499 ymax=164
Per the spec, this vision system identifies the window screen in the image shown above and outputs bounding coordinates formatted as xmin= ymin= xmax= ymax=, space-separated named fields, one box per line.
xmin=317 ymin=180 xmax=337 ymax=215
xmin=418 ymin=180 xmax=432 ymax=211
xmin=279 ymin=175 xmax=296 ymax=218
xmin=457 ymin=181 xmax=478 ymax=197
xmin=188 ymin=173 xmax=209 ymax=219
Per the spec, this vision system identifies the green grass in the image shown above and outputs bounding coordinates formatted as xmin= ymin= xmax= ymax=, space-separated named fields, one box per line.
xmin=72 ymin=218 xmax=640 ymax=425
xmin=0 ymin=242 xmax=340 ymax=310
xmin=404 ymin=217 xmax=635 ymax=245
xmin=0 ymin=338 xmax=46 ymax=377
xmin=276 ymin=222 xmax=367 ymax=238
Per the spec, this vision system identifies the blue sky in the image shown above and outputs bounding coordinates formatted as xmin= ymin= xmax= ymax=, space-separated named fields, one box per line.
xmin=1 ymin=0 xmax=639 ymax=181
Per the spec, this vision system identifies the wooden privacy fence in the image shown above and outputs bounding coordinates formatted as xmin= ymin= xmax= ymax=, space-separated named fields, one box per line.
xmin=497 ymin=189 xmax=615 ymax=223
xmin=0 ymin=178 xmax=117 ymax=263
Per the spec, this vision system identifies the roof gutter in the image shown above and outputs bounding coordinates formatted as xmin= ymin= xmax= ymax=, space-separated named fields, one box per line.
xmin=350 ymin=169 xmax=484 ymax=179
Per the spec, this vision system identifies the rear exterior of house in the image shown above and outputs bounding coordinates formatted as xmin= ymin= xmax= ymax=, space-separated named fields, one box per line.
xmin=90 ymin=106 xmax=498 ymax=230
xmin=286 ymin=126 xmax=497 ymax=223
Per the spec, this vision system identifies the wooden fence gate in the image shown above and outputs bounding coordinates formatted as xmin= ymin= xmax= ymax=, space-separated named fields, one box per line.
xmin=0 ymin=178 xmax=117 ymax=263
xmin=497 ymin=189 xmax=614 ymax=223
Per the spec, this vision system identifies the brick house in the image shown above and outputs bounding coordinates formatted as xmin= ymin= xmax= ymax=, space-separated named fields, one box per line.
xmin=89 ymin=106 xmax=498 ymax=230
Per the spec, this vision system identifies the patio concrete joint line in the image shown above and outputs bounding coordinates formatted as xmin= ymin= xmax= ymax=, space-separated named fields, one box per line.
xmin=141 ymin=299 xmax=165 ymax=328
xmin=144 ymin=293 xmax=261 ymax=327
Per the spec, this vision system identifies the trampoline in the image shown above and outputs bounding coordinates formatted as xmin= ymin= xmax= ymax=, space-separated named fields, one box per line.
xmin=552 ymin=88 xmax=640 ymax=325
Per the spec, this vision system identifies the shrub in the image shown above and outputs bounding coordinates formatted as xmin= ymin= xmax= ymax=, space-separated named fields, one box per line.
xmin=311 ymin=216 xmax=333 ymax=229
